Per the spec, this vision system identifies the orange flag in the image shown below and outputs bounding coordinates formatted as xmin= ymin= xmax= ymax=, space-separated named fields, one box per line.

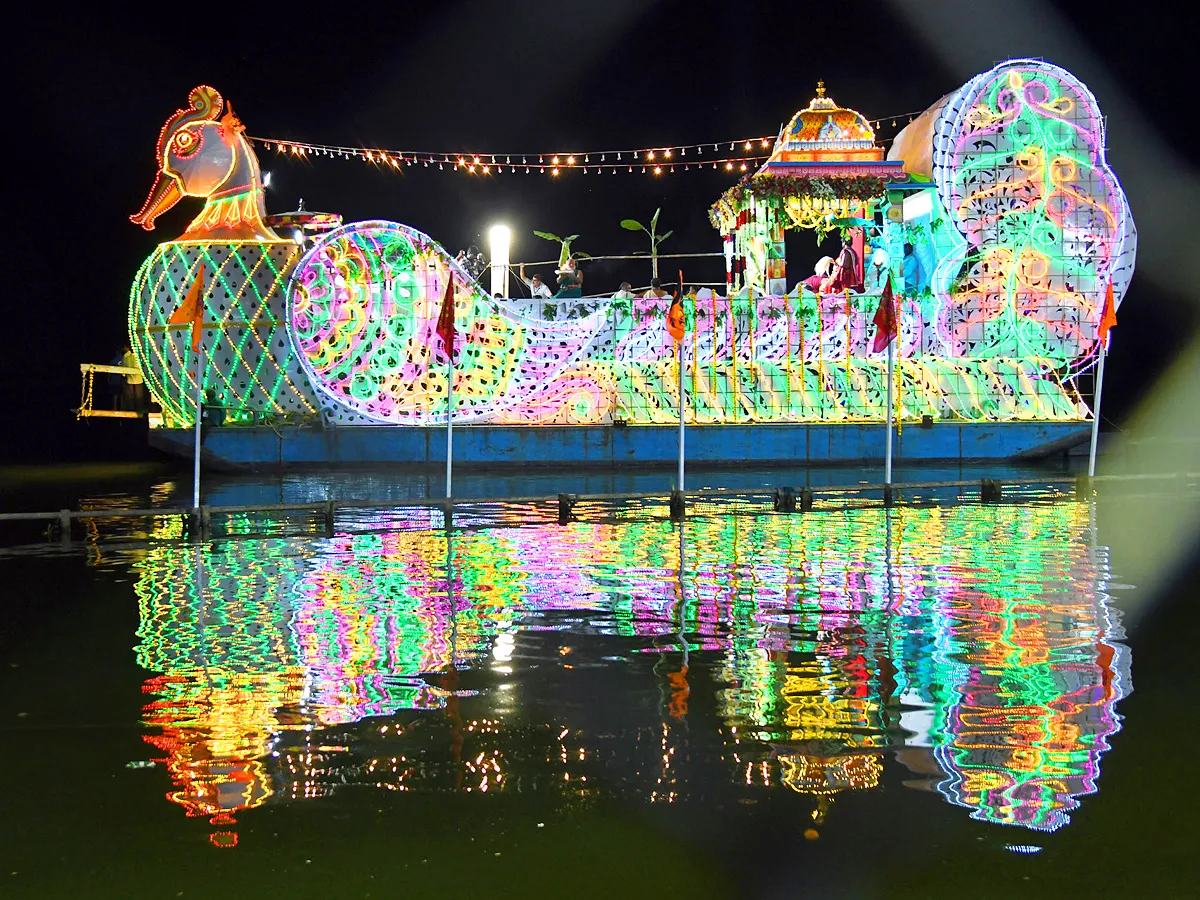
xmin=436 ymin=271 xmax=456 ymax=355
xmin=871 ymin=275 xmax=898 ymax=354
xmin=1098 ymin=282 xmax=1117 ymax=348
xmin=169 ymin=263 xmax=206 ymax=352
xmin=667 ymin=269 xmax=686 ymax=342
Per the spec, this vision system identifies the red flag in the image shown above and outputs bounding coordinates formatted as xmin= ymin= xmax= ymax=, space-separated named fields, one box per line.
xmin=436 ymin=271 xmax=455 ymax=355
xmin=169 ymin=263 xmax=206 ymax=352
xmin=1098 ymin=282 xmax=1117 ymax=348
xmin=871 ymin=275 xmax=898 ymax=354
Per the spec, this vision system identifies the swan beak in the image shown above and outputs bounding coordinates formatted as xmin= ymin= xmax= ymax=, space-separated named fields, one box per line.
xmin=130 ymin=171 xmax=183 ymax=231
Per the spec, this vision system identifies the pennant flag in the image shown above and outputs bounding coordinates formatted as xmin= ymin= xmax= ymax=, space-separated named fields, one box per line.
xmin=436 ymin=271 xmax=456 ymax=355
xmin=169 ymin=263 xmax=206 ymax=352
xmin=1098 ymin=281 xmax=1117 ymax=348
xmin=667 ymin=269 xmax=686 ymax=342
xmin=871 ymin=275 xmax=898 ymax=354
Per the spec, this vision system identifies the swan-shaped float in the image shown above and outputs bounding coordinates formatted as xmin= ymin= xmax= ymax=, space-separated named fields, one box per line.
xmin=127 ymin=86 xmax=626 ymax=428
xmin=128 ymin=67 xmax=1133 ymax=430
xmin=128 ymin=86 xmax=319 ymax=426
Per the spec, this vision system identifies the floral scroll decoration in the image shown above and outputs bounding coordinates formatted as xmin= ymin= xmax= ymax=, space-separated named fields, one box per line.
xmin=287 ymin=221 xmax=614 ymax=426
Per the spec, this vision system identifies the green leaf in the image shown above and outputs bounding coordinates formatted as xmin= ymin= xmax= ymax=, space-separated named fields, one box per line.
xmin=651 ymin=208 xmax=661 ymax=231
xmin=655 ymin=230 xmax=674 ymax=245
xmin=533 ymin=231 xmax=561 ymax=243
xmin=620 ymin=219 xmax=645 ymax=231
xmin=564 ymin=234 xmax=580 ymax=243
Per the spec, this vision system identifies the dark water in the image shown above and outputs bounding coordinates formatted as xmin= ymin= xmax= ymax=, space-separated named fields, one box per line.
xmin=1 ymin=465 xmax=1197 ymax=898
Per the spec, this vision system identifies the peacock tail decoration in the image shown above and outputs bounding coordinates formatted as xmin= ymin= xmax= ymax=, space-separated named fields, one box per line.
xmin=929 ymin=58 xmax=1136 ymax=368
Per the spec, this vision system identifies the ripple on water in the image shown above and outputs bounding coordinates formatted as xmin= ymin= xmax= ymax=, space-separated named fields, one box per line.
xmin=79 ymin=500 xmax=1133 ymax=840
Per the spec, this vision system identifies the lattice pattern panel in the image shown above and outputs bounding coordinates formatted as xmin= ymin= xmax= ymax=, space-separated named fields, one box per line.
xmin=128 ymin=241 xmax=320 ymax=426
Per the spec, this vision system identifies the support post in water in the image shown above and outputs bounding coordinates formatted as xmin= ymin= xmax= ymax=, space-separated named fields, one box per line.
xmin=773 ymin=487 xmax=797 ymax=513
xmin=557 ymin=493 xmax=575 ymax=526
xmin=1075 ymin=473 xmax=1093 ymax=497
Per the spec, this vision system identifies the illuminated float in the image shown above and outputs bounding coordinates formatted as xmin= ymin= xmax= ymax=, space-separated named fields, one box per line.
xmin=124 ymin=59 xmax=1134 ymax=468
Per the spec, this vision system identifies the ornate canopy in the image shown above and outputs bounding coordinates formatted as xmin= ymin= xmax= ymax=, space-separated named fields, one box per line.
xmin=710 ymin=83 xmax=906 ymax=235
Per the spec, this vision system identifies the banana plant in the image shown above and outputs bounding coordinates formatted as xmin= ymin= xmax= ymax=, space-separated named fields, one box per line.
xmin=532 ymin=231 xmax=589 ymax=267
xmin=620 ymin=208 xmax=673 ymax=279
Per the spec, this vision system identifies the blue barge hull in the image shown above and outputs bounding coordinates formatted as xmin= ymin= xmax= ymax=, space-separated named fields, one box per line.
xmin=149 ymin=422 xmax=1090 ymax=471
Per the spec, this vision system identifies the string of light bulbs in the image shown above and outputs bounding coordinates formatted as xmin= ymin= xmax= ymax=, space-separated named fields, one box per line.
xmin=248 ymin=109 xmax=922 ymax=176
xmin=250 ymin=135 xmax=774 ymax=174
xmin=255 ymin=141 xmax=768 ymax=175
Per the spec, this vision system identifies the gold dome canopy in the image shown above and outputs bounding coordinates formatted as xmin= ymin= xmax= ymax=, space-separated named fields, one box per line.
xmin=768 ymin=82 xmax=885 ymax=164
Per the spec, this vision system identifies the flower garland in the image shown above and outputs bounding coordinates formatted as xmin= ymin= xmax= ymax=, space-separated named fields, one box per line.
xmin=708 ymin=173 xmax=890 ymax=232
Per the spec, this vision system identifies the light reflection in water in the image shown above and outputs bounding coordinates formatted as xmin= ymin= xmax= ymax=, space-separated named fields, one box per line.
xmin=129 ymin=501 xmax=1129 ymax=844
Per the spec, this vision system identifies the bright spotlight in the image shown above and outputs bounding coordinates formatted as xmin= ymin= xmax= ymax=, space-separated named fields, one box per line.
xmin=489 ymin=225 xmax=511 ymax=298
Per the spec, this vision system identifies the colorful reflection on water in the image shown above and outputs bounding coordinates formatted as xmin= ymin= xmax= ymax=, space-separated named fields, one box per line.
xmin=129 ymin=501 xmax=1129 ymax=846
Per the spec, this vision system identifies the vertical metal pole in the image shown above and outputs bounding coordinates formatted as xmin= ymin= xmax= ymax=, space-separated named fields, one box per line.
xmin=885 ymin=338 xmax=895 ymax=485
xmin=192 ymin=363 xmax=203 ymax=510
xmin=446 ymin=523 xmax=457 ymax=669
xmin=1088 ymin=345 xmax=1107 ymax=478
xmin=678 ymin=339 xmax=685 ymax=491
xmin=445 ymin=354 xmax=454 ymax=499
xmin=730 ymin=295 xmax=739 ymax=421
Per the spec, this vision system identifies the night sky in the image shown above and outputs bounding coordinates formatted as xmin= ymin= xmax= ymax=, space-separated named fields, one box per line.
xmin=7 ymin=0 xmax=1194 ymax=463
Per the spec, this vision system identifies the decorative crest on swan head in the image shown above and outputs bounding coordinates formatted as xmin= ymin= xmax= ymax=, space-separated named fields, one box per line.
xmin=131 ymin=85 xmax=278 ymax=241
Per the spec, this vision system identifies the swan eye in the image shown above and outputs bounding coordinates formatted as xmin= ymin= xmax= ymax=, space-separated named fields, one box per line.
xmin=173 ymin=129 xmax=201 ymax=158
